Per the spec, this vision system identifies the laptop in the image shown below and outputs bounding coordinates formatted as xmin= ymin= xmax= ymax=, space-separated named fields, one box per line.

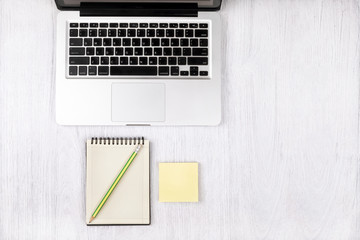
xmin=55 ymin=0 xmax=222 ymax=126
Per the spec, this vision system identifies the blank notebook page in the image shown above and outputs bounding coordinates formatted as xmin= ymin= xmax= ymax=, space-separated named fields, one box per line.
xmin=86 ymin=139 xmax=150 ymax=225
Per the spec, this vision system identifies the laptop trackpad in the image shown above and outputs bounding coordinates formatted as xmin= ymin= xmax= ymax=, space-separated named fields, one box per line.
xmin=112 ymin=83 xmax=165 ymax=122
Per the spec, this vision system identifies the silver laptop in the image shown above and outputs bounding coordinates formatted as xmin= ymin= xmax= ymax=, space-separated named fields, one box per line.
xmin=55 ymin=0 xmax=222 ymax=126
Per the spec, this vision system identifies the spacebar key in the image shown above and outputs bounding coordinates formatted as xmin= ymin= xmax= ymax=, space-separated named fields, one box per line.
xmin=110 ymin=66 xmax=157 ymax=76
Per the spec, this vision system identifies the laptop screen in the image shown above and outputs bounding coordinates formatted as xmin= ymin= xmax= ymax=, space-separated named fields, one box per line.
xmin=55 ymin=0 xmax=222 ymax=10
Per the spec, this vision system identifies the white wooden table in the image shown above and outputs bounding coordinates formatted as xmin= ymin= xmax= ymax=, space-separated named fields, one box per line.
xmin=1 ymin=0 xmax=359 ymax=239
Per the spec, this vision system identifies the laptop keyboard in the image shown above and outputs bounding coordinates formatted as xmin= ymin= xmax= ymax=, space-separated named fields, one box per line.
xmin=67 ymin=21 xmax=210 ymax=78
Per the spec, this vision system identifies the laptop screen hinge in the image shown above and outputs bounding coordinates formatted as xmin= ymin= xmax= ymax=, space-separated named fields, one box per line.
xmin=80 ymin=2 xmax=198 ymax=17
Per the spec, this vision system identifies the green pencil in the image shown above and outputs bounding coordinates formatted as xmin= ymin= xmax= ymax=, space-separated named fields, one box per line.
xmin=89 ymin=144 xmax=142 ymax=223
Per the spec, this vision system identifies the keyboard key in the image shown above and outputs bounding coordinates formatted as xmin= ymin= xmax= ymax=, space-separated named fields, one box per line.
xmin=118 ymin=29 xmax=126 ymax=37
xmin=170 ymin=23 xmax=178 ymax=28
xmin=190 ymin=23 xmax=198 ymax=28
xmin=96 ymin=48 xmax=104 ymax=55
xmin=150 ymin=23 xmax=158 ymax=28
xmin=149 ymin=57 xmax=157 ymax=65
xmin=108 ymin=29 xmax=116 ymax=37
xmin=69 ymin=66 xmax=77 ymax=75
xmin=193 ymin=48 xmax=208 ymax=56
xmin=156 ymin=29 xmax=165 ymax=37
xmin=159 ymin=66 xmax=169 ymax=75
xmin=190 ymin=66 xmax=199 ymax=76
xmin=166 ymin=29 xmax=174 ymax=37
xmin=183 ymin=48 xmax=191 ymax=56
xmin=195 ymin=29 xmax=208 ymax=37
xmin=139 ymin=57 xmax=147 ymax=65
xmin=144 ymin=48 xmax=152 ymax=55
xmin=128 ymin=29 xmax=136 ymax=37
xmin=154 ymin=48 xmax=162 ymax=55
xmin=69 ymin=57 xmax=89 ymax=65
xmin=79 ymin=29 xmax=88 ymax=37
xmin=132 ymin=38 xmax=141 ymax=46
xmin=160 ymin=23 xmax=168 ymax=28
xmin=98 ymin=66 xmax=109 ymax=75
xmin=69 ymin=29 xmax=78 ymax=37
xmin=101 ymin=57 xmax=109 ymax=65
xmin=199 ymin=39 xmax=208 ymax=47
xmin=70 ymin=23 xmax=78 ymax=28
xmin=168 ymin=57 xmax=177 ymax=65
xmin=161 ymin=38 xmax=169 ymax=46
xmin=176 ymin=29 xmax=184 ymax=37
xmin=110 ymin=23 xmax=118 ymax=28
xmin=100 ymin=23 xmax=108 ymax=28
xmin=178 ymin=57 xmax=186 ymax=65
xmin=110 ymin=57 xmax=119 ymax=65
xmin=180 ymin=23 xmax=188 ymax=28
xmin=113 ymin=39 xmax=122 ymax=46
xmin=180 ymin=38 xmax=189 ymax=46
xmin=69 ymin=47 xmax=85 ymax=55
xmin=200 ymin=23 xmax=208 ymax=28
xmin=137 ymin=29 xmax=145 ymax=37
xmin=80 ymin=23 xmax=88 ymax=28
xmin=190 ymin=39 xmax=198 ymax=46
xmin=91 ymin=57 xmax=99 ymax=65
xmin=89 ymin=29 xmax=97 ymax=37
xmin=103 ymin=38 xmax=111 ymax=46
xmin=94 ymin=38 xmax=102 ymax=46
xmin=140 ymin=23 xmax=148 ymax=28
xmin=90 ymin=23 xmax=98 ymax=28
xmin=120 ymin=57 xmax=128 ymax=65
xmin=173 ymin=48 xmax=181 ymax=56
xmin=147 ymin=29 xmax=155 ymax=37
xmin=115 ymin=48 xmax=124 ymax=55
xmin=99 ymin=29 xmax=107 ymax=37
xmin=163 ymin=48 xmax=172 ymax=56
xmin=134 ymin=48 xmax=143 ymax=55
xmin=79 ymin=66 xmax=87 ymax=75
xmin=142 ymin=38 xmax=150 ymax=46
xmin=180 ymin=71 xmax=189 ymax=76
xmin=89 ymin=66 xmax=97 ymax=75
xmin=123 ymin=38 xmax=131 ymax=46
xmin=84 ymin=38 xmax=92 ymax=46
xmin=105 ymin=48 xmax=114 ymax=55
xmin=159 ymin=57 xmax=167 ymax=65
xmin=70 ymin=38 xmax=82 ymax=46
xmin=151 ymin=38 xmax=160 ymax=46
xmin=188 ymin=57 xmax=208 ymax=65
xmin=110 ymin=66 xmax=157 ymax=75
xmin=171 ymin=39 xmax=179 ymax=46
xmin=130 ymin=57 xmax=138 ymax=65
xmin=125 ymin=48 xmax=133 ymax=55
xmin=120 ymin=23 xmax=128 ymax=28
xmin=200 ymin=71 xmax=208 ymax=76
xmin=130 ymin=23 xmax=138 ymax=28
xmin=171 ymin=66 xmax=179 ymax=76
xmin=86 ymin=47 xmax=95 ymax=55
xmin=185 ymin=29 xmax=193 ymax=37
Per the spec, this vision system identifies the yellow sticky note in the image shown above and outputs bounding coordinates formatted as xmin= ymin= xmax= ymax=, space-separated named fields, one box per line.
xmin=159 ymin=162 xmax=198 ymax=202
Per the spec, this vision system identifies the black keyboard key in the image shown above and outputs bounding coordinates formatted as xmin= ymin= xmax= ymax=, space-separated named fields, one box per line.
xmin=163 ymin=48 xmax=172 ymax=56
xmin=142 ymin=38 xmax=150 ymax=46
xmin=110 ymin=57 xmax=119 ymax=65
xmin=69 ymin=57 xmax=89 ymax=65
xmin=166 ymin=29 xmax=174 ymax=37
xmin=94 ymin=38 xmax=102 ymax=46
xmin=199 ymin=39 xmax=208 ymax=47
xmin=188 ymin=57 xmax=208 ymax=65
xmin=131 ymin=57 xmax=139 ymax=66
xmin=103 ymin=38 xmax=111 ymax=46
xmin=176 ymin=29 xmax=184 ymax=37
xmin=193 ymin=48 xmax=208 ymax=56
xmin=147 ymin=29 xmax=155 ymax=37
xmin=144 ymin=48 xmax=152 ymax=55
xmin=190 ymin=39 xmax=198 ymax=46
xmin=137 ymin=29 xmax=145 ymax=37
xmin=170 ymin=23 xmax=178 ymax=28
xmin=86 ymin=47 xmax=95 ymax=55
xmin=89 ymin=66 xmax=97 ymax=75
xmin=134 ymin=48 xmax=143 ymax=55
xmin=108 ymin=29 xmax=116 ymax=37
xmin=173 ymin=48 xmax=181 ymax=56
xmin=180 ymin=23 xmax=188 ymax=28
xmin=130 ymin=23 xmax=138 ymax=28
xmin=159 ymin=66 xmax=169 ymax=76
xmin=99 ymin=29 xmax=107 ymax=37
xmin=79 ymin=29 xmax=88 ymax=37
xmin=90 ymin=23 xmax=98 ymax=28
xmin=190 ymin=23 xmax=198 ymax=28
xmin=200 ymin=71 xmax=208 ymax=76
xmin=110 ymin=23 xmax=118 ymax=28
xmin=200 ymin=23 xmax=208 ymax=28
xmin=171 ymin=66 xmax=179 ymax=76
xmin=185 ymin=29 xmax=193 ymax=37
xmin=96 ymin=48 xmax=104 ymax=55
xmin=84 ymin=38 xmax=92 ymax=46
xmin=161 ymin=38 xmax=169 ymax=46
xmin=79 ymin=66 xmax=87 ymax=75
xmin=120 ymin=57 xmax=128 ymax=65
xmin=105 ymin=48 xmax=114 ymax=55
xmin=180 ymin=71 xmax=189 ymax=76
xmin=160 ymin=23 xmax=168 ymax=28
xmin=69 ymin=29 xmax=78 ymax=37
xmin=128 ymin=29 xmax=136 ymax=37
xmin=69 ymin=66 xmax=77 ymax=75
xmin=118 ymin=29 xmax=126 ymax=37
xmin=178 ymin=57 xmax=186 ymax=65
xmin=195 ymin=30 xmax=208 ymax=37
xmin=149 ymin=57 xmax=157 ymax=65
xmin=132 ymin=38 xmax=141 ymax=46
xmin=120 ymin=23 xmax=128 ymax=28
xmin=100 ymin=23 xmax=108 ymax=28
xmin=139 ymin=57 xmax=147 ymax=65
xmin=70 ymin=23 xmax=78 ymax=28
xmin=80 ymin=23 xmax=88 ymax=28
xmin=168 ymin=57 xmax=177 ymax=65
xmin=89 ymin=29 xmax=97 ymax=37
xmin=180 ymin=38 xmax=189 ymax=46
xmin=151 ymin=38 xmax=160 ymax=46
xmin=150 ymin=23 xmax=158 ymax=28
xmin=91 ymin=57 xmax=99 ymax=65
xmin=123 ymin=38 xmax=131 ymax=46
xmin=98 ymin=66 xmax=109 ymax=75
xmin=140 ymin=23 xmax=148 ymax=28
xmin=171 ymin=39 xmax=179 ymax=46
xmin=154 ymin=48 xmax=162 ymax=55
xmin=113 ymin=39 xmax=122 ymax=46
xmin=159 ymin=57 xmax=167 ymax=65
xmin=183 ymin=48 xmax=191 ymax=56
xmin=70 ymin=47 xmax=85 ymax=55
xmin=156 ymin=29 xmax=165 ymax=37
xmin=125 ymin=48 xmax=133 ymax=55
xmin=115 ymin=48 xmax=124 ymax=55
xmin=110 ymin=66 xmax=157 ymax=75
xmin=190 ymin=66 xmax=199 ymax=76
xmin=101 ymin=57 xmax=109 ymax=65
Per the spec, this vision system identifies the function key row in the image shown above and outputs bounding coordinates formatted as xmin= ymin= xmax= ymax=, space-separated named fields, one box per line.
xmin=70 ymin=23 xmax=208 ymax=29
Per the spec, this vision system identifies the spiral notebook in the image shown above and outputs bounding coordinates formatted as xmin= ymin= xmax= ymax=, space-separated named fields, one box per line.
xmin=86 ymin=137 xmax=150 ymax=225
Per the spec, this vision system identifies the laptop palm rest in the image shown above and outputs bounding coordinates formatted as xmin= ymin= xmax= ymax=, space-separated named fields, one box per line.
xmin=111 ymin=83 xmax=165 ymax=122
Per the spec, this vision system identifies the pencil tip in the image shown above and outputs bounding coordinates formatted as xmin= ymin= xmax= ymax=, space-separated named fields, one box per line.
xmin=89 ymin=216 xmax=94 ymax=223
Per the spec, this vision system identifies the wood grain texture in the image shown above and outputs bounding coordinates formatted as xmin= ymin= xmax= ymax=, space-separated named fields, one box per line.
xmin=1 ymin=0 xmax=360 ymax=239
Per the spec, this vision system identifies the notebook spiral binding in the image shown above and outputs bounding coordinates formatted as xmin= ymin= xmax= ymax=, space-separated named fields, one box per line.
xmin=91 ymin=137 xmax=144 ymax=145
